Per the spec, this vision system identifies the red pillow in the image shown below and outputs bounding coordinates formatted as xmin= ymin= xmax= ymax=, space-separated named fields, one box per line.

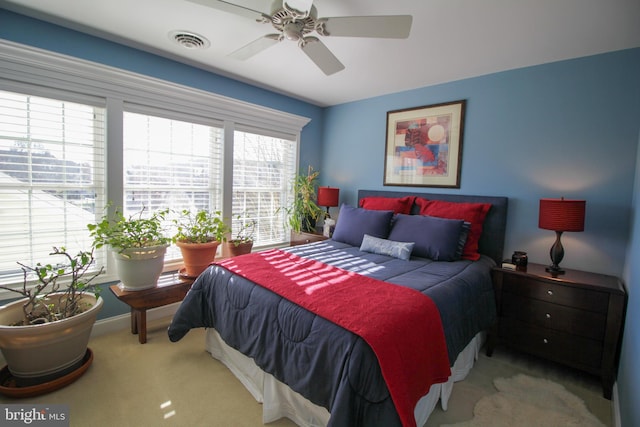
xmin=360 ymin=196 xmax=415 ymax=215
xmin=415 ymin=198 xmax=491 ymax=261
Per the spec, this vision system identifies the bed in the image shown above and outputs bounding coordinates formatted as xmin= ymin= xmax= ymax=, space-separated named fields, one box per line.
xmin=168 ymin=189 xmax=508 ymax=427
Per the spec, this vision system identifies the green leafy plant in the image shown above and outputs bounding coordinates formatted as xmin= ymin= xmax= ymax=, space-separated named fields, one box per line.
xmin=229 ymin=214 xmax=257 ymax=245
xmin=172 ymin=209 xmax=229 ymax=244
xmin=0 ymin=247 xmax=103 ymax=325
xmin=87 ymin=206 xmax=171 ymax=252
xmin=280 ymin=166 xmax=324 ymax=233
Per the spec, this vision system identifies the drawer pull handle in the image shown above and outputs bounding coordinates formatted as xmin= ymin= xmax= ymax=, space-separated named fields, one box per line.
xmin=543 ymin=338 xmax=549 ymax=344
xmin=547 ymin=290 xmax=554 ymax=296
xmin=545 ymin=313 xmax=551 ymax=319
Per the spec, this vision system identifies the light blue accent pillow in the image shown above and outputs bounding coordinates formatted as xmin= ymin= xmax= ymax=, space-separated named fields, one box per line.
xmin=359 ymin=234 xmax=415 ymax=261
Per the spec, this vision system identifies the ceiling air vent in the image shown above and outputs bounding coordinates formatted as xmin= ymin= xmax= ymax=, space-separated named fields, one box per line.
xmin=169 ymin=31 xmax=210 ymax=49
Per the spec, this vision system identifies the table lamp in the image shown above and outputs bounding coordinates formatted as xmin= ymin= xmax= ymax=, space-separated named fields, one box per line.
xmin=317 ymin=187 xmax=340 ymax=218
xmin=538 ymin=197 xmax=586 ymax=274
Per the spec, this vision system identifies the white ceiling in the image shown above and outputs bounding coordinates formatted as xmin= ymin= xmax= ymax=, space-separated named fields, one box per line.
xmin=2 ymin=0 xmax=640 ymax=107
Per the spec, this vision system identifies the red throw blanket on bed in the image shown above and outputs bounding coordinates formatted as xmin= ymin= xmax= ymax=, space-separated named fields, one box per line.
xmin=217 ymin=249 xmax=451 ymax=427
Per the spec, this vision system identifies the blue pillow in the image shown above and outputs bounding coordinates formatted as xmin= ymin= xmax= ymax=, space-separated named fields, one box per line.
xmin=456 ymin=222 xmax=471 ymax=259
xmin=360 ymin=234 xmax=415 ymax=261
xmin=332 ymin=204 xmax=394 ymax=247
xmin=388 ymin=214 xmax=465 ymax=261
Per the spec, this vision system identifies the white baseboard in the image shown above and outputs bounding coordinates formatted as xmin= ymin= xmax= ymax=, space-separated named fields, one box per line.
xmin=90 ymin=302 xmax=182 ymax=337
xmin=612 ymin=381 xmax=621 ymax=427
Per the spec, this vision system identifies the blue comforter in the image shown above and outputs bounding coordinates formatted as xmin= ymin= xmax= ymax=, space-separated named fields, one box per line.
xmin=168 ymin=240 xmax=496 ymax=426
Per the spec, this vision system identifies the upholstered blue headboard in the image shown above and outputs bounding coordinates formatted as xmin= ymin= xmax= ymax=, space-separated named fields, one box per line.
xmin=357 ymin=190 xmax=509 ymax=264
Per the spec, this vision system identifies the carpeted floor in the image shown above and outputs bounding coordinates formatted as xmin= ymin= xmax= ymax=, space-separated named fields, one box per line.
xmin=0 ymin=316 xmax=613 ymax=427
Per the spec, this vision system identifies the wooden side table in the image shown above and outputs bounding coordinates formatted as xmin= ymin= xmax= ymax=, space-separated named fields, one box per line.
xmin=290 ymin=231 xmax=328 ymax=246
xmin=110 ymin=274 xmax=194 ymax=344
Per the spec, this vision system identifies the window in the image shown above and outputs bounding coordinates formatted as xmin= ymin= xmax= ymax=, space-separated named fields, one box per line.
xmin=120 ymin=114 xmax=297 ymax=255
xmin=232 ymin=129 xmax=297 ymax=246
xmin=0 ymin=89 xmax=106 ymax=285
xmin=122 ymin=110 xmax=223 ymax=261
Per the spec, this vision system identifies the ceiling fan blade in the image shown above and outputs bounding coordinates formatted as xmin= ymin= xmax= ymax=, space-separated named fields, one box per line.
xmin=300 ymin=37 xmax=345 ymax=76
xmin=321 ymin=15 xmax=412 ymax=38
xmin=186 ymin=0 xmax=268 ymax=21
xmin=228 ymin=35 xmax=280 ymax=60
xmin=286 ymin=0 xmax=314 ymax=15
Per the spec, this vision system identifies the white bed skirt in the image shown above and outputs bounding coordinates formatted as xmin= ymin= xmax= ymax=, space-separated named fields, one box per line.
xmin=205 ymin=329 xmax=485 ymax=426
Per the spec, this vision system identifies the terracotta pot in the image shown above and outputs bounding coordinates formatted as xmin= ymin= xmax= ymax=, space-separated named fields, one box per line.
xmin=225 ymin=240 xmax=253 ymax=257
xmin=0 ymin=293 xmax=103 ymax=386
xmin=176 ymin=240 xmax=220 ymax=277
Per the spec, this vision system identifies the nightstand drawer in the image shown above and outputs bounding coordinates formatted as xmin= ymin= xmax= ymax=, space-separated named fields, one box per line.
xmin=501 ymin=292 xmax=606 ymax=340
xmin=290 ymin=231 xmax=328 ymax=246
xmin=502 ymin=275 xmax=608 ymax=313
xmin=499 ymin=320 xmax=603 ymax=370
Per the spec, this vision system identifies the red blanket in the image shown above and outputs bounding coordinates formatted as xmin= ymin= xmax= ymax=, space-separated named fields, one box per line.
xmin=217 ymin=249 xmax=451 ymax=427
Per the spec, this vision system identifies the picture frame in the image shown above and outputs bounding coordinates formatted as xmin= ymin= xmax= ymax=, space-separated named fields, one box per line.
xmin=384 ymin=100 xmax=466 ymax=188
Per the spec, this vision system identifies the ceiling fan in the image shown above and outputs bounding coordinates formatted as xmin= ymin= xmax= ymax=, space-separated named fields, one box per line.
xmin=187 ymin=0 xmax=412 ymax=75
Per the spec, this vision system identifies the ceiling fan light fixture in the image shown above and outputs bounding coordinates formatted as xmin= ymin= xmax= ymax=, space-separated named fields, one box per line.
xmin=283 ymin=22 xmax=303 ymax=41
xmin=169 ymin=30 xmax=211 ymax=49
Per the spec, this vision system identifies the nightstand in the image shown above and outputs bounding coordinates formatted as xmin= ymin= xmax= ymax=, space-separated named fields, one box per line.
xmin=289 ymin=231 xmax=328 ymax=246
xmin=487 ymin=262 xmax=626 ymax=399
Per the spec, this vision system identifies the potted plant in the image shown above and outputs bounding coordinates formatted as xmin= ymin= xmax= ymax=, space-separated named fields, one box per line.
xmin=88 ymin=206 xmax=171 ymax=291
xmin=281 ymin=166 xmax=325 ymax=234
xmin=172 ymin=209 xmax=229 ymax=278
xmin=0 ymin=247 xmax=104 ymax=388
xmin=225 ymin=215 xmax=256 ymax=257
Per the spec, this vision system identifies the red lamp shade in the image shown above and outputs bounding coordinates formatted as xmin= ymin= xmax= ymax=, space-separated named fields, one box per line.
xmin=317 ymin=187 xmax=340 ymax=207
xmin=538 ymin=198 xmax=586 ymax=232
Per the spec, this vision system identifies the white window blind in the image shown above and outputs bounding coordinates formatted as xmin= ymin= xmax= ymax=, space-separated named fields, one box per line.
xmin=0 ymin=41 xmax=311 ymax=287
xmin=0 ymin=90 xmax=106 ymax=285
xmin=232 ymin=129 xmax=297 ymax=247
xmin=122 ymin=111 xmax=224 ymax=261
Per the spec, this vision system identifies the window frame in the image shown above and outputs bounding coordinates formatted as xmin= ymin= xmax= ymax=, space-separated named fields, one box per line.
xmin=0 ymin=88 xmax=107 ymax=285
xmin=0 ymin=40 xmax=310 ymax=297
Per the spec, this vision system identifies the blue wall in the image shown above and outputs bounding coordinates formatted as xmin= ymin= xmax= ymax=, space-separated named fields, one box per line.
xmin=3 ymin=7 xmax=640 ymax=427
xmin=321 ymin=48 xmax=640 ymax=427
xmin=619 ymin=137 xmax=640 ymax=427
xmin=323 ymin=49 xmax=640 ymax=277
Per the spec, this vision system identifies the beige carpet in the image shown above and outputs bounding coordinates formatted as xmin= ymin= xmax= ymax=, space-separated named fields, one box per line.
xmin=441 ymin=374 xmax=605 ymax=427
xmin=0 ymin=316 xmax=613 ymax=427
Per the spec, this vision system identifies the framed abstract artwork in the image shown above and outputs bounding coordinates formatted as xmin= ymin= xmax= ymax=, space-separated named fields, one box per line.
xmin=384 ymin=100 xmax=466 ymax=188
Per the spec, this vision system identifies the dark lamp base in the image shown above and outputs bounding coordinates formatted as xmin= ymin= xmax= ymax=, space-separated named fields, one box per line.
xmin=545 ymin=265 xmax=565 ymax=275
xmin=323 ymin=206 xmax=331 ymax=219
xmin=547 ymin=230 xmax=566 ymax=276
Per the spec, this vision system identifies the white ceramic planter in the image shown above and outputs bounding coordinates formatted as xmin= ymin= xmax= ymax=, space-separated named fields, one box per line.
xmin=112 ymin=244 xmax=168 ymax=291
xmin=0 ymin=293 xmax=103 ymax=386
